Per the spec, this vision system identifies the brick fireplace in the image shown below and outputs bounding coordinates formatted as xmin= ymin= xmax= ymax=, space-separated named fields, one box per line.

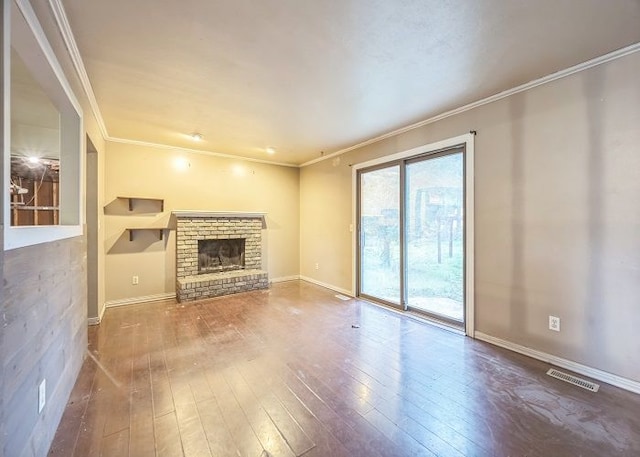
xmin=173 ymin=211 xmax=268 ymax=302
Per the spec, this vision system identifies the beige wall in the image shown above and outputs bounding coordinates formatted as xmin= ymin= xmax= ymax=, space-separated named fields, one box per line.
xmin=104 ymin=142 xmax=300 ymax=302
xmin=300 ymin=51 xmax=640 ymax=383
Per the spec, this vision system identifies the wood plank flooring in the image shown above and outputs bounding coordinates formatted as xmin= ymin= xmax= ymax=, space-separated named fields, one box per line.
xmin=49 ymin=281 xmax=640 ymax=456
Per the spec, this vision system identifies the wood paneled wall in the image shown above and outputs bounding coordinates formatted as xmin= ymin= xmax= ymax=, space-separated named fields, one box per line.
xmin=2 ymin=236 xmax=87 ymax=457
xmin=1 ymin=0 xmax=6 ymax=452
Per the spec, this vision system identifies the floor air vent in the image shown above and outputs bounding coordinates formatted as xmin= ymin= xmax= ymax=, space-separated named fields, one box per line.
xmin=546 ymin=369 xmax=599 ymax=392
xmin=335 ymin=294 xmax=351 ymax=301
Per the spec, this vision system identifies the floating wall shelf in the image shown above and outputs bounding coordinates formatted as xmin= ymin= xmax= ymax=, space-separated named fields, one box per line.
xmin=118 ymin=196 xmax=164 ymax=212
xmin=126 ymin=228 xmax=171 ymax=242
xmin=115 ymin=196 xmax=169 ymax=243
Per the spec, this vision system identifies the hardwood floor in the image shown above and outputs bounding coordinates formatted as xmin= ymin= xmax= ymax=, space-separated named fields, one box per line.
xmin=49 ymin=281 xmax=640 ymax=456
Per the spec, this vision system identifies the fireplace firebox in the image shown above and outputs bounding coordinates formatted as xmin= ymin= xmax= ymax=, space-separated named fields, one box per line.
xmin=198 ymin=238 xmax=245 ymax=273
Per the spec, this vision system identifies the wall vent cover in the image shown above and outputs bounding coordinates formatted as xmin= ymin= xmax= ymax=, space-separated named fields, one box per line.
xmin=546 ymin=368 xmax=600 ymax=392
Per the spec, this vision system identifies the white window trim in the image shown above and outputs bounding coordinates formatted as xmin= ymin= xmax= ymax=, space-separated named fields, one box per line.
xmin=3 ymin=0 xmax=84 ymax=250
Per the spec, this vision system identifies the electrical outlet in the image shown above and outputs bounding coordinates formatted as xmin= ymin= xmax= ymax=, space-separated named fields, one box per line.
xmin=549 ymin=315 xmax=561 ymax=332
xmin=315 ymin=263 xmax=319 ymax=270
xmin=132 ymin=275 xmax=139 ymax=285
xmin=38 ymin=379 xmax=46 ymax=413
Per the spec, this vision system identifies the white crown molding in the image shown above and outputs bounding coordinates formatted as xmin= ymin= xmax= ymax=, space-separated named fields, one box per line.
xmin=108 ymin=136 xmax=299 ymax=168
xmin=14 ymin=0 xmax=81 ymax=115
xmin=48 ymin=0 xmax=107 ymax=139
xmin=301 ymin=42 xmax=640 ymax=168
xmin=47 ymin=0 xmax=299 ymax=168
xmin=475 ymin=332 xmax=640 ymax=395
xmin=46 ymin=0 xmax=640 ymax=169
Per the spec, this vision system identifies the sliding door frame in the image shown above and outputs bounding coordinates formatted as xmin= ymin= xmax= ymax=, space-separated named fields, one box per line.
xmin=352 ymin=133 xmax=475 ymax=337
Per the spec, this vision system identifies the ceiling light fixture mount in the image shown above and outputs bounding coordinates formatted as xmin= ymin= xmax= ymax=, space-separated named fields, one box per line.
xmin=265 ymin=146 xmax=276 ymax=155
xmin=190 ymin=132 xmax=203 ymax=142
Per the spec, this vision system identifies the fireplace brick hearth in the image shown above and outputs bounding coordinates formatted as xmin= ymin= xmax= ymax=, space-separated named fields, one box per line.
xmin=173 ymin=211 xmax=268 ymax=302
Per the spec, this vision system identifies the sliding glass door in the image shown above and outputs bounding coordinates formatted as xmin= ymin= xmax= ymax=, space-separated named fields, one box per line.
xmin=358 ymin=164 xmax=402 ymax=306
xmin=358 ymin=148 xmax=465 ymax=326
xmin=406 ymin=151 xmax=464 ymax=322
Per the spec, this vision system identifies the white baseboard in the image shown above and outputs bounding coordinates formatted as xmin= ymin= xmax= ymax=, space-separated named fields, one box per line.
xmin=299 ymin=275 xmax=353 ymax=297
xmin=271 ymin=275 xmax=300 ymax=283
xmin=475 ymin=332 xmax=640 ymax=395
xmin=105 ymin=292 xmax=176 ymax=309
xmin=87 ymin=303 xmax=106 ymax=326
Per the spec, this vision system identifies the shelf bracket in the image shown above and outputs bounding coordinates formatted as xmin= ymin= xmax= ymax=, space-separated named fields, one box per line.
xmin=119 ymin=196 xmax=164 ymax=212
xmin=127 ymin=228 xmax=165 ymax=241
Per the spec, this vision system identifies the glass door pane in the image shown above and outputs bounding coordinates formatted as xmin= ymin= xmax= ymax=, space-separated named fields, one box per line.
xmin=359 ymin=165 xmax=401 ymax=305
xmin=406 ymin=152 xmax=464 ymax=322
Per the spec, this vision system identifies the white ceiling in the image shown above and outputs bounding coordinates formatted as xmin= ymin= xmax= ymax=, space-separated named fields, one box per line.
xmin=60 ymin=0 xmax=640 ymax=165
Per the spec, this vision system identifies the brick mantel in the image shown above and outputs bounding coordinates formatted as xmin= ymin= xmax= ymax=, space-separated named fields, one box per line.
xmin=172 ymin=210 xmax=266 ymax=222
